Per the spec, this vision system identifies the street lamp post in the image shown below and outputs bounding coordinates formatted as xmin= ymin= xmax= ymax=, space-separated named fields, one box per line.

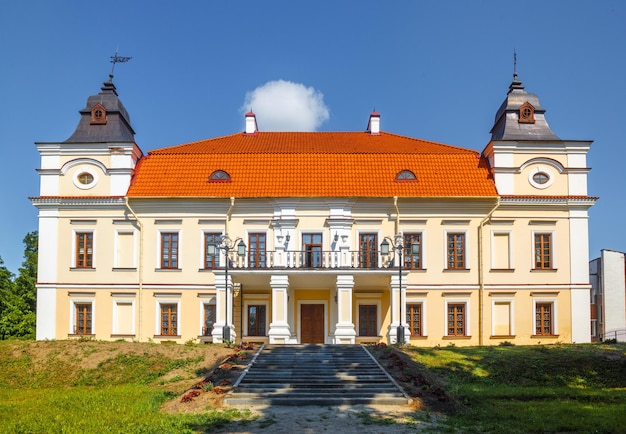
xmin=208 ymin=235 xmax=246 ymax=342
xmin=381 ymin=234 xmax=418 ymax=345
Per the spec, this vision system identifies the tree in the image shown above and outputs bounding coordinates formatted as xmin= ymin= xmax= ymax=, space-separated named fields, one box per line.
xmin=0 ymin=256 xmax=16 ymax=339
xmin=0 ymin=231 xmax=37 ymax=339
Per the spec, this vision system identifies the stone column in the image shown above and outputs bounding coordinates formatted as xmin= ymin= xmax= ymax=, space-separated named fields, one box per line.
xmin=333 ymin=274 xmax=356 ymax=344
xmin=268 ymin=274 xmax=292 ymax=344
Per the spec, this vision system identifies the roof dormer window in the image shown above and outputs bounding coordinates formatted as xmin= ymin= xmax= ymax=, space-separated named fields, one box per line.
xmin=209 ymin=170 xmax=231 ymax=182
xmin=90 ymin=103 xmax=107 ymax=124
xmin=396 ymin=170 xmax=417 ymax=181
xmin=518 ymin=102 xmax=535 ymax=124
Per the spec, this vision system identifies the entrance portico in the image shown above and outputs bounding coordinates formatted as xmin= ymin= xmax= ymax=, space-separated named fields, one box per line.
xmin=224 ymin=265 xmax=404 ymax=345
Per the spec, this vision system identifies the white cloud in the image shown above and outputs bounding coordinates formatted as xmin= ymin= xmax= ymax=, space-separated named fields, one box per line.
xmin=241 ymin=80 xmax=330 ymax=131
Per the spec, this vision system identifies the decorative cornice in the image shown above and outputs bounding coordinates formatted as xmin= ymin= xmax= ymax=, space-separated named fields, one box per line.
xmin=499 ymin=195 xmax=597 ymax=206
xmin=30 ymin=196 xmax=126 ymax=206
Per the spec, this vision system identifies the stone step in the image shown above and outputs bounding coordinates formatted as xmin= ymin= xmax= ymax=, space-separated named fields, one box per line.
xmin=225 ymin=395 xmax=410 ymax=406
xmin=225 ymin=344 xmax=410 ymax=406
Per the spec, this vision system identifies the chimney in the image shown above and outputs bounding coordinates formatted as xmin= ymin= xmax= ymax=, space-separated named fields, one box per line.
xmin=367 ymin=111 xmax=380 ymax=135
xmin=245 ymin=111 xmax=258 ymax=135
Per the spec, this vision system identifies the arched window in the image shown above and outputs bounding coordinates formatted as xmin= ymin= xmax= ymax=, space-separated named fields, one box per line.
xmin=395 ymin=170 xmax=417 ymax=181
xmin=209 ymin=170 xmax=231 ymax=182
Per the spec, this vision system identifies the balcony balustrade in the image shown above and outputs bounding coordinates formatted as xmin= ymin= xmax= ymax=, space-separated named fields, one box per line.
xmin=217 ymin=250 xmax=406 ymax=270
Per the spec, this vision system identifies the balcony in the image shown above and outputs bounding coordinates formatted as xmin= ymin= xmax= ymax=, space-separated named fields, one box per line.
xmin=217 ymin=250 xmax=410 ymax=270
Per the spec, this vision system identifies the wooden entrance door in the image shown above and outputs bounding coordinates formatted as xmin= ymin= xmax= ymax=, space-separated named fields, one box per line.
xmin=301 ymin=304 xmax=324 ymax=343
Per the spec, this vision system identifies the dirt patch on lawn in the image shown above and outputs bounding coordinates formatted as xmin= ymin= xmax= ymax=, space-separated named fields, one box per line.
xmin=161 ymin=342 xmax=257 ymax=413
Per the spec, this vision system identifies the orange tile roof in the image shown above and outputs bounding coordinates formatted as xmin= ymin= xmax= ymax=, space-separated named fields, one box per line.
xmin=127 ymin=131 xmax=498 ymax=198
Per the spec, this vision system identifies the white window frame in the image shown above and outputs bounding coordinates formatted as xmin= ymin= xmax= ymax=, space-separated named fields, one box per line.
xmin=403 ymin=231 xmax=425 ymax=270
xmin=69 ymin=297 xmax=95 ymax=335
xmin=199 ymin=295 xmax=217 ymax=336
xmin=112 ymin=295 xmax=135 ymax=335
xmin=490 ymin=294 xmax=515 ymax=336
xmin=355 ymin=230 xmax=383 ymax=268
xmin=114 ymin=229 xmax=136 ymax=268
xmin=200 ymin=230 xmax=224 ymax=269
xmin=531 ymin=230 xmax=557 ymax=270
xmin=243 ymin=295 xmax=270 ymax=337
xmin=155 ymin=297 xmax=181 ymax=336
xmin=444 ymin=298 xmax=471 ymax=337
xmin=157 ymin=229 xmax=182 ymax=270
xmin=72 ymin=229 xmax=96 ymax=269
xmin=532 ymin=296 xmax=558 ymax=336
xmin=444 ymin=230 xmax=470 ymax=270
xmin=406 ymin=297 xmax=427 ymax=337
xmin=244 ymin=230 xmax=269 ymax=268
xmin=528 ymin=166 xmax=555 ymax=190
xmin=72 ymin=166 xmax=99 ymax=190
xmin=490 ymin=230 xmax=514 ymax=270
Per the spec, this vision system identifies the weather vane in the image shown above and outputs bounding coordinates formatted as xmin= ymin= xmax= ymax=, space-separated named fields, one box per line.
xmin=110 ymin=50 xmax=132 ymax=76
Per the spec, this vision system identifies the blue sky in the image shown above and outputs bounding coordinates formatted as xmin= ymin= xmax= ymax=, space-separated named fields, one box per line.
xmin=0 ymin=1 xmax=624 ymax=274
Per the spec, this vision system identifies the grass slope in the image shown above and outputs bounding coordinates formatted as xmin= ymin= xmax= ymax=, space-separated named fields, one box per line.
xmin=0 ymin=340 xmax=256 ymax=433
xmin=1 ymin=340 xmax=624 ymax=433
xmin=396 ymin=343 xmax=626 ymax=433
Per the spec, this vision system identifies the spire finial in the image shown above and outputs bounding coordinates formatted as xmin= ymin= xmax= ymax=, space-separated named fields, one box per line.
xmin=109 ymin=49 xmax=132 ymax=78
xmin=513 ymin=49 xmax=518 ymax=80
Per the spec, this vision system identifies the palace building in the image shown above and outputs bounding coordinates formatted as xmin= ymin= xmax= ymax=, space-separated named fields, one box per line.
xmin=33 ymin=72 xmax=595 ymax=345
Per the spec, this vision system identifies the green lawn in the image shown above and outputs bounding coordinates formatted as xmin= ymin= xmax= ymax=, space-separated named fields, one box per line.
xmin=400 ymin=343 xmax=626 ymax=433
xmin=0 ymin=340 xmax=255 ymax=433
xmin=1 ymin=340 xmax=624 ymax=433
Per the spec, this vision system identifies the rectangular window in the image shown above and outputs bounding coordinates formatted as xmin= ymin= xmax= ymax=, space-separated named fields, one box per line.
xmin=359 ymin=234 xmax=378 ymax=269
xmin=303 ymin=233 xmax=322 ymax=268
xmin=534 ymin=234 xmax=552 ymax=269
xmin=75 ymin=303 xmax=92 ymax=334
xmin=493 ymin=301 xmax=511 ymax=336
xmin=407 ymin=304 xmax=422 ymax=336
xmin=115 ymin=232 xmax=134 ymax=268
xmin=247 ymin=305 xmax=266 ymax=336
xmin=447 ymin=303 xmax=465 ymax=336
xmin=248 ymin=233 xmax=267 ymax=268
xmin=535 ymin=303 xmax=553 ymax=335
xmin=404 ymin=233 xmax=422 ymax=269
xmin=492 ymin=232 xmax=511 ymax=269
xmin=161 ymin=233 xmax=179 ymax=269
xmin=160 ymin=303 xmax=178 ymax=336
xmin=447 ymin=233 xmax=465 ymax=269
xmin=591 ymin=319 xmax=597 ymax=338
xmin=204 ymin=233 xmax=221 ymax=269
xmin=76 ymin=232 xmax=93 ymax=268
xmin=203 ymin=304 xmax=215 ymax=336
xmin=114 ymin=301 xmax=133 ymax=335
xmin=359 ymin=305 xmax=377 ymax=336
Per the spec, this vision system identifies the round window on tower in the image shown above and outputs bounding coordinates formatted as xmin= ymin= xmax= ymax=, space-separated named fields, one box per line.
xmin=73 ymin=167 xmax=98 ymax=190
xmin=532 ymin=172 xmax=549 ymax=185
xmin=528 ymin=167 xmax=554 ymax=189
xmin=78 ymin=172 xmax=94 ymax=185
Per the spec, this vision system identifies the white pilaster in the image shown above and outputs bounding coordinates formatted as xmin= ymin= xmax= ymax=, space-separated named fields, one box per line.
xmin=211 ymin=271 xmax=235 ymax=343
xmin=268 ymin=274 xmax=292 ymax=343
xmin=571 ymin=287 xmax=591 ymax=343
xmin=388 ymin=273 xmax=409 ymax=344
xmin=36 ymin=285 xmax=56 ymax=340
xmin=333 ymin=274 xmax=356 ymax=343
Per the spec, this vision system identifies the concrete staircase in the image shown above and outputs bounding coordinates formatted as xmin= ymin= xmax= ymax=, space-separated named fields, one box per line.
xmin=225 ymin=344 xmax=411 ymax=406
